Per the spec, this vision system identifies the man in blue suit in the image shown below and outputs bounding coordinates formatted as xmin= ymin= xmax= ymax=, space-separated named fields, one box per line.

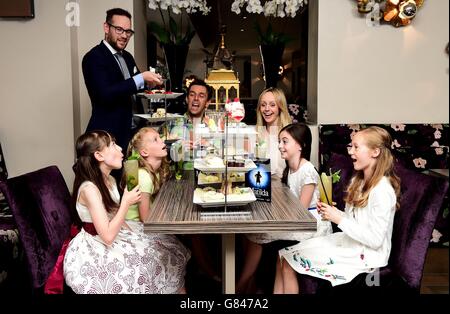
xmin=82 ymin=8 xmax=162 ymax=152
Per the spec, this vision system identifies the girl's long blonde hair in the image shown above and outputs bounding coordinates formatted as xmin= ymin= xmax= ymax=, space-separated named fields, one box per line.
xmin=344 ymin=126 xmax=401 ymax=209
xmin=256 ymin=87 xmax=292 ymax=129
xmin=123 ymin=127 xmax=170 ymax=195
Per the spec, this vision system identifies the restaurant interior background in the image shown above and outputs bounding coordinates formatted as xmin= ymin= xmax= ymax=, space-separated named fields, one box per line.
xmin=0 ymin=0 xmax=448 ymax=188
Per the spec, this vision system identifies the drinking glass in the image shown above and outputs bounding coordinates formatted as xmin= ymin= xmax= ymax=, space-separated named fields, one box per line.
xmin=205 ymin=109 xmax=223 ymax=132
xmin=231 ymin=102 xmax=245 ymax=145
xmin=256 ymin=140 xmax=267 ymax=159
xmin=124 ymin=159 xmax=139 ymax=191
xmin=231 ymin=102 xmax=245 ymax=124
xmin=318 ymin=173 xmax=332 ymax=205
xmin=175 ymin=160 xmax=184 ymax=180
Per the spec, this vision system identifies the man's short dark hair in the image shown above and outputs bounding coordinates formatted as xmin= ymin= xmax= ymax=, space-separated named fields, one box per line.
xmin=187 ymin=79 xmax=213 ymax=101
xmin=106 ymin=8 xmax=132 ymax=23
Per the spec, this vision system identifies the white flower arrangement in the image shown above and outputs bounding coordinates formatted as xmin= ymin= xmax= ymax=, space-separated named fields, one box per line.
xmin=147 ymin=0 xmax=211 ymax=45
xmin=231 ymin=0 xmax=308 ymax=18
xmin=148 ymin=0 xmax=211 ymax=15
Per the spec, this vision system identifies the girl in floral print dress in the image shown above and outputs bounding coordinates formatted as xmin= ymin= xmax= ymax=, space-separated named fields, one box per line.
xmin=275 ymin=126 xmax=401 ymax=293
xmin=64 ymin=130 xmax=189 ymax=294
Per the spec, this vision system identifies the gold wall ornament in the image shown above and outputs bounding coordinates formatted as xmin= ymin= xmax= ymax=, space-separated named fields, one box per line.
xmin=355 ymin=0 xmax=425 ymax=27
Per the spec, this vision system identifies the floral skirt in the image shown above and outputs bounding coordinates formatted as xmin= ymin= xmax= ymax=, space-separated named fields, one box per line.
xmin=279 ymin=233 xmax=375 ymax=286
xmin=64 ymin=227 xmax=190 ymax=294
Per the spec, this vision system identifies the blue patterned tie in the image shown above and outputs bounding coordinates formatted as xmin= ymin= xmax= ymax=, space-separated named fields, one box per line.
xmin=114 ymin=52 xmax=143 ymax=116
xmin=114 ymin=52 xmax=131 ymax=79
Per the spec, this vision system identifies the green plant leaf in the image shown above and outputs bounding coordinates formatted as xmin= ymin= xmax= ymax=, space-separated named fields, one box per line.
xmin=149 ymin=22 xmax=170 ymax=44
xmin=169 ymin=15 xmax=178 ymax=39
xmin=181 ymin=24 xmax=196 ymax=45
xmin=254 ymin=21 xmax=293 ymax=45
xmin=443 ymin=207 xmax=449 ymax=219
xmin=267 ymin=23 xmax=273 ymax=36
xmin=331 ymin=169 xmax=341 ymax=183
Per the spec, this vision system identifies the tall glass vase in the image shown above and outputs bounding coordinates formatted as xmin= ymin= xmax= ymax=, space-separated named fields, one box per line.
xmin=163 ymin=43 xmax=189 ymax=92
xmin=259 ymin=44 xmax=285 ymax=89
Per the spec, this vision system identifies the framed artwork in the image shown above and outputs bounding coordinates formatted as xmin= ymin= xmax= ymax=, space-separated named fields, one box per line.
xmin=0 ymin=0 xmax=34 ymax=18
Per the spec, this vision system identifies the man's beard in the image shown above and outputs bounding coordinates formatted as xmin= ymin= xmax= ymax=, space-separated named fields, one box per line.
xmin=106 ymin=34 xmax=125 ymax=51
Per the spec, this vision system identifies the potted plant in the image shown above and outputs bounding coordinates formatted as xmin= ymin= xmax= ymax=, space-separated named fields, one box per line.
xmin=147 ymin=0 xmax=211 ymax=91
xmin=255 ymin=22 xmax=293 ymax=88
xmin=230 ymin=0 xmax=308 ymax=87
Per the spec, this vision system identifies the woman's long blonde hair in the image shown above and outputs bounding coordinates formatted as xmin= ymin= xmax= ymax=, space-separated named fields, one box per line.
xmin=122 ymin=127 xmax=170 ymax=195
xmin=344 ymin=126 xmax=401 ymax=209
xmin=256 ymin=87 xmax=292 ymax=129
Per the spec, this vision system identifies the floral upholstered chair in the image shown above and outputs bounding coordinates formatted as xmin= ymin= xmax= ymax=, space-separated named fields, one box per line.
xmin=319 ymin=124 xmax=449 ymax=171
xmin=287 ymin=103 xmax=308 ymax=123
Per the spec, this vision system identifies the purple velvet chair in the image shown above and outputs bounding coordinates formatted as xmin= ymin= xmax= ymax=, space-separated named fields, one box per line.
xmin=0 ymin=166 xmax=78 ymax=295
xmin=298 ymin=153 xmax=449 ymax=294
xmin=0 ymin=142 xmax=25 ymax=293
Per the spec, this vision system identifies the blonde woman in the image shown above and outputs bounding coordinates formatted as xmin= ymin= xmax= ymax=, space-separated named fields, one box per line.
xmin=255 ymin=87 xmax=292 ymax=178
xmin=237 ymin=88 xmax=293 ymax=293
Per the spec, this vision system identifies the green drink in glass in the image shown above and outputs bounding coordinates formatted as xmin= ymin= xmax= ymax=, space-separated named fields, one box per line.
xmin=124 ymin=152 xmax=140 ymax=191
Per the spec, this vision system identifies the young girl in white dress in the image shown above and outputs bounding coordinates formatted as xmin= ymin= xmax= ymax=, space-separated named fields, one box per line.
xmin=64 ymin=130 xmax=189 ymax=294
xmin=275 ymin=126 xmax=401 ymax=293
xmin=237 ymin=123 xmax=332 ymax=293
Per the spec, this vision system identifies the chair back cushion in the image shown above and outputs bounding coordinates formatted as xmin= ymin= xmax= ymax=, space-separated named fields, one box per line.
xmin=319 ymin=124 xmax=449 ymax=171
xmin=0 ymin=143 xmax=7 ymax=180
xmin=0 ymin=166 xmax=74 ymax=291
xmin=0 ymin=142 xmax=11 ymax=216
xmin=326 ymin=153 xmax=449 ymax=290
xmin=389 ymin=164 xmax=448 ymax=290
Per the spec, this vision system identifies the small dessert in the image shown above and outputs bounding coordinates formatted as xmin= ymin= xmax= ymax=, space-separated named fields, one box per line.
xmin=199 ymin=172 xmax=221 ymax=183
xmin=144 ymin=89 xmax=173 ymax=95
xmin=151 ymin=108 xmax=166 ymax=118
xmin=225 ymin=98 xmax=245 ymax=123
xmin=202 ymin=191 xmax=225 ymax=202
xmin=234 ymin=156 xmax=245 ymax=167
xmin=230 ymin=172 xmax=245 ymax=182
xmin=204 ymin=156 xmax=225 ymax=168
xmin=227 ymin=159 xmax=236 ymax=167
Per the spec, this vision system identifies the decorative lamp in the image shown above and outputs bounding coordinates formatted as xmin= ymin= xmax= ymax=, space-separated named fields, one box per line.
xmin=205 ymin=32 xmax=240 ymax=110
xmin=205 ymin=69 xmax=240 ymax=110
xmin=355 ymin=0 xmax=424 ymax=27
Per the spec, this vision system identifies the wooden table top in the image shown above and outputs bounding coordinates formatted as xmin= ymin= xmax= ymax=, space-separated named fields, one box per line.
xmin=143 ymin=172 xmax=317 ymax=234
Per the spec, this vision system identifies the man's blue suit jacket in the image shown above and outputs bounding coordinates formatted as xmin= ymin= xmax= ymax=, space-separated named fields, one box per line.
xmin=82 ymin=41 xmax=140 ymax=151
